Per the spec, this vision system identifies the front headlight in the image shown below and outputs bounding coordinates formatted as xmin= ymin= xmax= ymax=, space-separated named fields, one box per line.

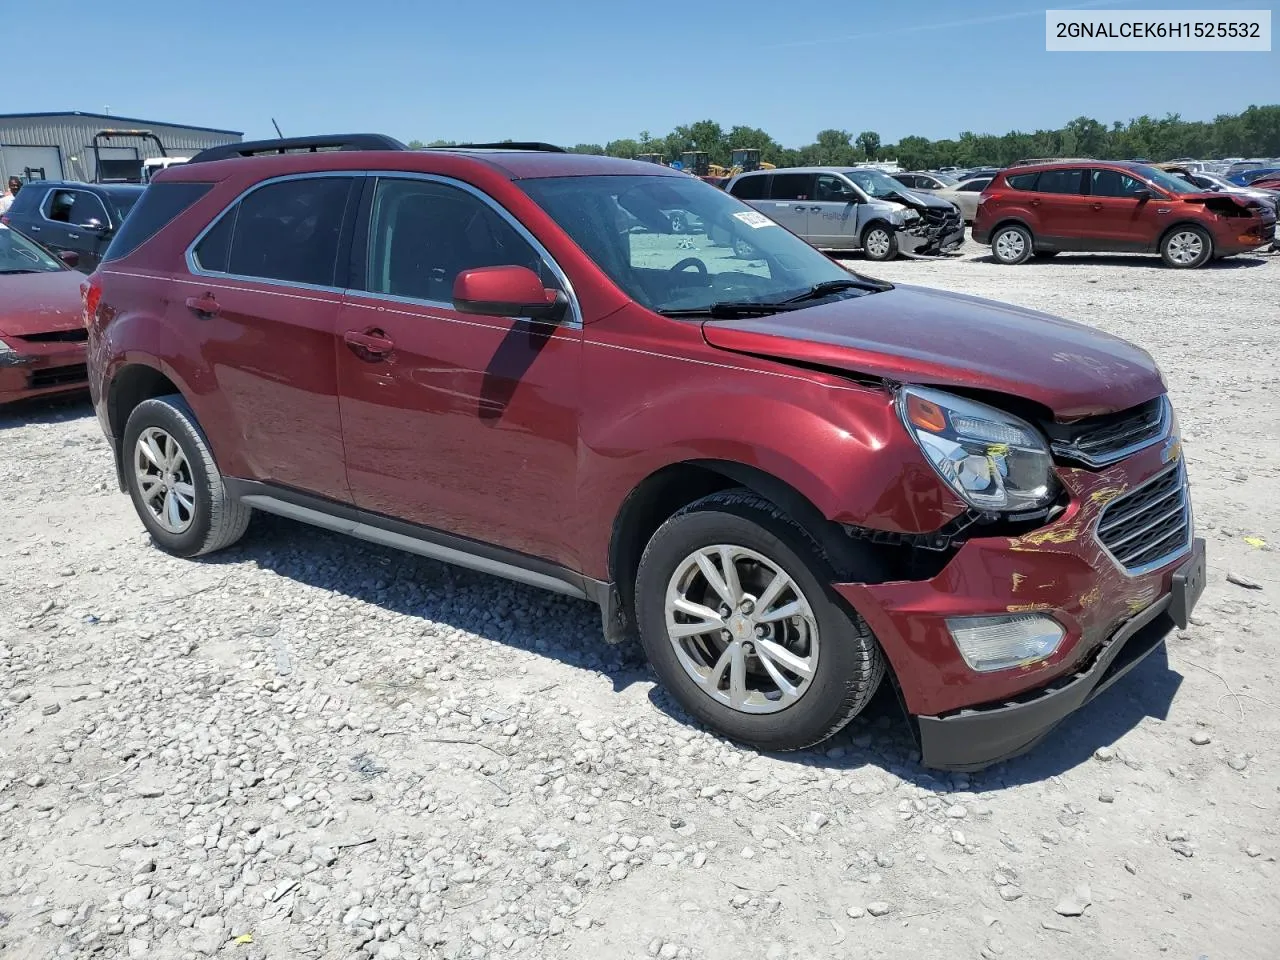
xmin=0 ymin=338 xmax=15 ymax=357
xmin=900 ymin=209 xmax=921 ymax=222
xmin=898 ymin=385 xmax=1057 ymax=513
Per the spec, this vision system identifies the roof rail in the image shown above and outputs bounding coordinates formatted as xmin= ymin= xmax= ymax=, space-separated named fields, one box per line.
xmin=439 ymin=142 xmax=566 ymax=153
xmin=187 ymin=134 xmax=408 ymax=165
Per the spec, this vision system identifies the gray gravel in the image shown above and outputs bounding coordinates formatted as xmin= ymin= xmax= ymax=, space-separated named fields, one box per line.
xmin=2 ymin=241 xmax=1278 ymax=959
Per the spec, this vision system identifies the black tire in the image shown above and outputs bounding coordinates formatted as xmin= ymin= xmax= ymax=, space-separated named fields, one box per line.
xmin=991 ymin=223 xmax=1033 ymax=264
xmin=1032 ymin=250 xmax=1058 ymax=259
xmin=122 ymin=394 xmax=251 ymax=558
xmin=860 ymin=222 xmax=898 ymax=261
xmin=635 ymin=489 xmax=885 ymax=752
xmin=1160 ymin=224 xmax=1213 ymax=268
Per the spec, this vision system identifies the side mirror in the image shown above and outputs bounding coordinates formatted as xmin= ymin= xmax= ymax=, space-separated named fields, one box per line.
xmin=1132 ymin=188 xmax=1152 ymax=200
xmin=79 ymin=218 xmax=106 ymax=232
xmin=453 ymin=265 xmax=567 ymax=322
xmin=58 ymin=250 xmax=80 ymax=268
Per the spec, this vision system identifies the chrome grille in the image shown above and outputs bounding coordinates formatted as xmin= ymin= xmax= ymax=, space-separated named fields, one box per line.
xmin=1051 ymin=397 xmax=1169 ymax=467
xmin=1096 ymin=462 xmax=1191 ymax=574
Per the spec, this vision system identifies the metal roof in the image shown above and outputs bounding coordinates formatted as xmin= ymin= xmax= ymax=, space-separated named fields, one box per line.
xmin=0 ymin=111 xmax=242 ymax=136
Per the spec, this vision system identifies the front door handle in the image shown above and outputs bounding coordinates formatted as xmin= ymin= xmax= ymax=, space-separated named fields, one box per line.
xmin=68 ymin=232 xmax=80 ymax=239
xmin=810 ymin=206 xmax=821 ymax=212
xmin=1029 ymin=199 xmax=1041 ymax=206
xmin=795 ymin=205 xmax=806 ymax=212
xmin=344 ymin=328 xmax=395 ymax=359
xmin=27 ymin=224 xmax=41 ymax=232
xmin=1092 ymin=202 xmax=1103 ymax=210
xmin=185 ymin=295 xmax=221 ymax=318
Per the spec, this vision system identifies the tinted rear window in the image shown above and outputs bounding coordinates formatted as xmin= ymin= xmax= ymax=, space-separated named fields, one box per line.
xmin=730 ymin=175 xmax=766 ymax=200
xmin=769 ymin=173 xmax=813 ymax=200
xmin=1005 ymin=172 xmax=1038 ymax=190
xmin=103 ymin=183 xmax=212 ymax=262
xmin=1035 ymin=169 xmax=1083 ymax=194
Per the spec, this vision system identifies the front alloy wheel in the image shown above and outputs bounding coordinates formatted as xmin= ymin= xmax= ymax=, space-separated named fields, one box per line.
xmin=665 ymin=544 xmax=819 ymax=713
xmin=635 ymin=489 xmax=886 ymax=752
xmin=1161 ymin=227 xmax=1211 ymax=268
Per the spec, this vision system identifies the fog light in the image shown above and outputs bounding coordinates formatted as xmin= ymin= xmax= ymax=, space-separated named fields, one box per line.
xmin=945 ymin=614 xmax=1065 ymax=673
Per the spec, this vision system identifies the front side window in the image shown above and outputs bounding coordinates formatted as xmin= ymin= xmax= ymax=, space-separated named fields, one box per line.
xmin=1089 ymin=169 xmax=1147 ymax=197
xmin=520 ymin=174 xmax=863 ymax=315
xmin=1035 ymin=169 xmax=1084 ymax=195
xmin=46 ymin=190 xmax=109 ymax=226
xmin=815 ymin=174 xmax=856 ymax=202
xmin=365 ymin=178 xmax=559 ymax=303
xmin=844 ymin=168 xmax=912 ymax=199
xmin=194 ymin=177 xmax=351 ymax=286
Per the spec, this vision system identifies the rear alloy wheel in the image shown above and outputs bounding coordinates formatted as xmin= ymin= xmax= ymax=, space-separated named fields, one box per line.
xmin=636 ymin=490 xmax=885 ymax=751
xmin=861 ymin=224 xmax=898 ymax=261
xmin=123 ymin=394 xmax=252 ymax=558
xmin=992 ymin=224 xmax=1033 ymax=264
xmin=1161 ymin=226 xmax=1212 ymax=268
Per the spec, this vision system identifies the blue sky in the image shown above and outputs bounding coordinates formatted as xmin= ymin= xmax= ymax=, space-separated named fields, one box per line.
xmin=11 ymin=0 xmax=1275 ymax=147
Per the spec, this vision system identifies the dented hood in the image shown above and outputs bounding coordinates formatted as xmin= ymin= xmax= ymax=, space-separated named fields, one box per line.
xmin=0 ymin=270 xmax=85 ymax=338
xmin=701 ymin=284 xmax=1165 ymax=420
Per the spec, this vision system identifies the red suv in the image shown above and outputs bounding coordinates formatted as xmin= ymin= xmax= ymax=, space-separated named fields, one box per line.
xmin=85 ymin=135 xmax=1205 ymax=770
xmin=974 ymin=160 xmax=1276 ymax=267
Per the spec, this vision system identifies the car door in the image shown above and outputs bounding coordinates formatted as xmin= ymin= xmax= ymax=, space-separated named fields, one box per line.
xmin=808 ymin=173 xmax=862 ymax=248
xmin=1025 ymin=167 xmax=1090 ymax=248
xmin=335 ymin=175 xmax=582 ymax=566
xmin=763 ymin=172 xmax=816 ymax=240
xmin=1085 ymin=168 xmax=1171 ymax=250
xmin=182 ymin=174 xmax=358 ymax=502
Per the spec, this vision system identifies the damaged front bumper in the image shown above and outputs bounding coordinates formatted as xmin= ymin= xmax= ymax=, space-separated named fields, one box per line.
xmin=899 ymin=216 xmax=965 ymax=256
xmin=834 ymin=445 xmax=1204 ymax=770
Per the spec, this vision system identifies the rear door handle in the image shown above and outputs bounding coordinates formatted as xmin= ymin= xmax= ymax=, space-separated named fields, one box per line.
xmin=1029 ymin=199 xmax=1041 ymax=206
xmin=1092 ymin=202 xmax=1103 ymax=210
xmin=795 ymin=205 xmax=806 ymax=212
xmin=27 ymin=224 xmax=41 ymax=232
xmin=810 ymin=206 xmax=821 ymax=212
xmin=185 ymin=295 xmax=221 ymax=318
xmin=68 ymin=232 xmax=80 ymax=239
xmin=344 ymin=328 xmax=395 ymax=359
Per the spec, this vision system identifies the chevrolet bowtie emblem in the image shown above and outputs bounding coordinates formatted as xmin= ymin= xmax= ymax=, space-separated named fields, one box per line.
xmin=1162 ymin=435 xmax=1183 ymax=464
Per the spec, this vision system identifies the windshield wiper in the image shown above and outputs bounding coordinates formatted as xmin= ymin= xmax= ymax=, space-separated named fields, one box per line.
xmin=781 ymin=277 xmax=892 ymax=303
xmin=657 ymin=301 xmax=805 ymax=319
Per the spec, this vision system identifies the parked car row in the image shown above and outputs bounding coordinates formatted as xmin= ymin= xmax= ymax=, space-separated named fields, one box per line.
xmin=1 ymin=179 xmax=143 ymax=272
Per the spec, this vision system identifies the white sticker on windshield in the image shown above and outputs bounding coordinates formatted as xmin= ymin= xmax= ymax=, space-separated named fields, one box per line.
xmin=733 ymin=211 xmax=776 ymax=229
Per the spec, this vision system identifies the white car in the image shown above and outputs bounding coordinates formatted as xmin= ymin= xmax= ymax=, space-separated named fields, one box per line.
xmin=931 ymin=176 xmax=993 ymax=223
xmin=141 ymin=157 xmax=191 ymax=182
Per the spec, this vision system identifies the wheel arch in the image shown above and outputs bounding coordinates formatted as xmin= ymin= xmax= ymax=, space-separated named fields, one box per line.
xmin=105 ymin=361 xmax=185 ymax=490
xmin=607 ymin=458 xmax=878 ymax=625
xmin=1157 ymin=219 xmax=1214 ymax=254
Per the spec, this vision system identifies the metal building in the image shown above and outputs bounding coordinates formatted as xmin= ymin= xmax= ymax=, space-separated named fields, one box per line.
xmin=0 ymin=111 xmax=242 ymax=184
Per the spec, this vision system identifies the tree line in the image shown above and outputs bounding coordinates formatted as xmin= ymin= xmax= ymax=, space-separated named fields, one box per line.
xmin=408 ymin=104 xmax=1280 ymax=170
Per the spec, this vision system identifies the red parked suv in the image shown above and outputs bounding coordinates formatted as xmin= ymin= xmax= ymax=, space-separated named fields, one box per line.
xmin=973 ymin=160 xmax=1276 ymax=267
xmin=84 ymin=135 xmax=1206 ymax=770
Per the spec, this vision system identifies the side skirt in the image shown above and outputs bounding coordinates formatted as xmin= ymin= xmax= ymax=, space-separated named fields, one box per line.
xmin=224 ymin=479 xmax=618 ymax=635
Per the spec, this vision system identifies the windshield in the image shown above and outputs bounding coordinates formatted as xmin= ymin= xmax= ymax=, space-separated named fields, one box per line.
xmin=1130 ymin=164 xmax=1202 ymax=195
xmin=843 ymin=169 xmax=910 ymax=199
xmin=0 ymin=224 xmax=64 ymax=273
xmin=520 ymin=174 xmax=870 ymax=314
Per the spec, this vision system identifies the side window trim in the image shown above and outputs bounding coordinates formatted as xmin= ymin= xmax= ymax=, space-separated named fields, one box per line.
xmin=185 ymin=172 xmax=363 ymax=294
xmin=352 ymin=171 xmax=583 ymax=329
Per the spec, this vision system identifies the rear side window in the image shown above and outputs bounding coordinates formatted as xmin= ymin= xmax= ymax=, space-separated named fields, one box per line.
xmin=194 ymin=177 xmax=353 ymax=287
xmin=103 ymin=183 xmax=212 ymax=262
xmin=729 ymin=175 xmax=766 ymax=200
xmin=1035 ymin=169 xmax=1084 ymax=194
xmin=1005 ymin=172 xmax=1038 ymax=190
xmin=769 ymin=173 xmax=814 ymax=200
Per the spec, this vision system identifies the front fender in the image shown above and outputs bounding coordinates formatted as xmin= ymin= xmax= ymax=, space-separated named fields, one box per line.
xmin=576 ymin=345 xmax=966 ymax=577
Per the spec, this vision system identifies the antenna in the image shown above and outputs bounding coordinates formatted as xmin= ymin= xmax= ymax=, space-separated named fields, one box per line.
xmin=271 ymin=118 xmax=285 ymax=139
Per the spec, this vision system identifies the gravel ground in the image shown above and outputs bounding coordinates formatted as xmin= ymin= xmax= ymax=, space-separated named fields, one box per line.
xmin=2 ymin=240 xmax=1278 ymax=960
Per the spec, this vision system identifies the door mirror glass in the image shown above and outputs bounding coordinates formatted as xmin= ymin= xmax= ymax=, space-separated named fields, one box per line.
xmin=453 ymin=265 xmax=567 ymax=322
xmin=1132 ymin=187 xmax=1152 ymax=200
